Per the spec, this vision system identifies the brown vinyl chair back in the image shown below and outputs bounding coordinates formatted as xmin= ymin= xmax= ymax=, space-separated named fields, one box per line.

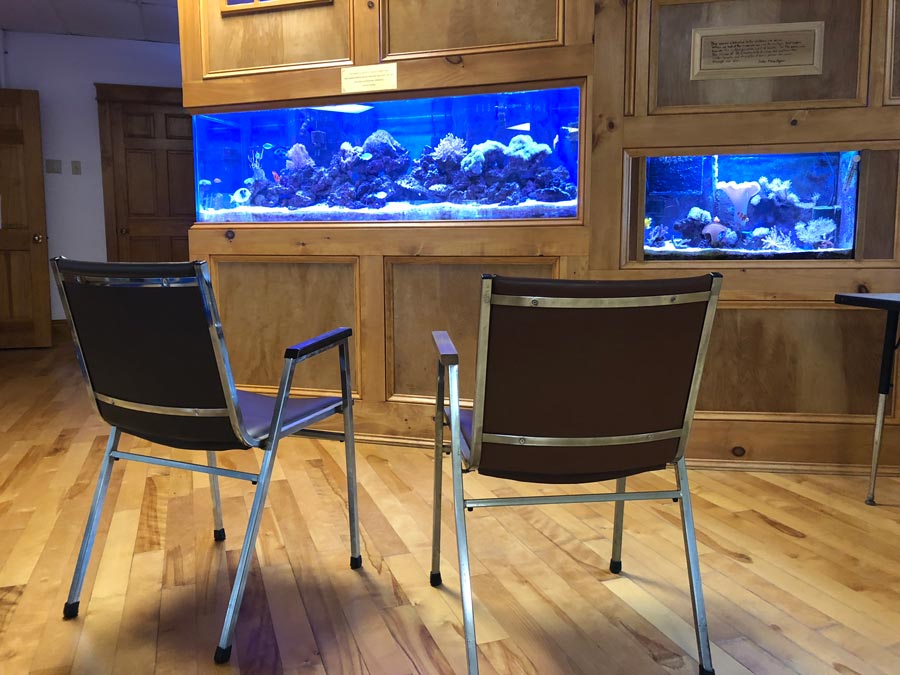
xmin=470 ymin=273 xmax=721 ymax=483
xmin=52 ymin=258 xmax=252 ymax=450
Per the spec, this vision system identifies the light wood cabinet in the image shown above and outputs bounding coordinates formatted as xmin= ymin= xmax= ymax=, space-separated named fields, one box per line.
xmin=177 ymin=0 xmax=590 ymax=108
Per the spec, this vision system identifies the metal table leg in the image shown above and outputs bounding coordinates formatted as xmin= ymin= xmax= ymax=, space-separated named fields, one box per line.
xmin=867 ymin=310 xmax=899 ymax=505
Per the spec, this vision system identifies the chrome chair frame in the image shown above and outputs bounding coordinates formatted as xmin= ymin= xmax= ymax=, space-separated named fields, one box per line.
xmin=430 ymin=274 xmax=722 ymax=675
xmin=53 ymin=258 xmax=361 ymax=664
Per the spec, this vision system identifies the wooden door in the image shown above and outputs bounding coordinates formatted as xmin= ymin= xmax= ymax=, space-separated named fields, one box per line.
xmin=0 ymin=89 xmax=51 ymax=348
xmin=97 ymin=85 xmax=195 ymax=262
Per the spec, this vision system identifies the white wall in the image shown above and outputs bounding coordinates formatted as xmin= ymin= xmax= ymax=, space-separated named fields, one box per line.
xmin=4 ymin=31 xmax=182 ymax=318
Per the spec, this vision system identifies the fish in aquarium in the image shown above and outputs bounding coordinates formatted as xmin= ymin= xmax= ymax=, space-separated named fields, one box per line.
xmin=642 ymin=151 xmax=860 ymax=260
xmin=193 ymin=87 xmax=581 ymax=223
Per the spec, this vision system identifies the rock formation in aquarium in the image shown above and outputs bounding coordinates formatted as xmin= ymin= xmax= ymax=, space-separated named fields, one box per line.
xmin=200 ymin=130 xmax=577 ymax=222
xmin=643 ymin=151 xmax=859 ymax=260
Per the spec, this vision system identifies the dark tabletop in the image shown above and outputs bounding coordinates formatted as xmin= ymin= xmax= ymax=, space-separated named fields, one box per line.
xmin=834 ymin=293 xmax=900 ymax=311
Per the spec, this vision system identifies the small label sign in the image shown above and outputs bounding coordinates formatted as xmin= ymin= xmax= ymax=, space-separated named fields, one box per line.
xmin=341 ymin=63 xmax=398 ymax=94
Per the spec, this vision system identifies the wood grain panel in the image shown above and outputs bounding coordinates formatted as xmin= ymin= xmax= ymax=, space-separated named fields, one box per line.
xmin=166 ymin=151 xmax=195 ymax=217
xmin=388 ymin=258 xmax=556 ymax=399
xmin=384 ymin=0 xmax=560 ymax=57
xmin=123 ymin=112 xmax=154 ymax=139
xmin=698 ymin=307 xmax=884 ymax=415
xmin=214 ymin=258 xmax=358 ymax=392
xmin=127 ymin=237 xmax=163 ymax=262
xmin=202 ymin=0 xmax=350 ymax=75
xmin=860 ymin=150 xmax=898 ymax=259
xmin=0 ymin=146 xmax=26 ymax=229
xmin=124 ymin=150 xmax=158 ymax=216
xmin=653 ymin=0 xmax=864 ymax=111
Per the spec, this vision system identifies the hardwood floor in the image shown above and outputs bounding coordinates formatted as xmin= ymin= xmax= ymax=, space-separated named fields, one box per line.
xmin=1 ymin=340 xmax=898 ymax=674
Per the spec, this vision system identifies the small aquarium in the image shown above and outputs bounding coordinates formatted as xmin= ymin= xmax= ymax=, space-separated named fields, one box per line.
xmin=193 ymin=86 xmax=581 ymax=223
xmin=642 ymin=151 xmax=860 ymax=260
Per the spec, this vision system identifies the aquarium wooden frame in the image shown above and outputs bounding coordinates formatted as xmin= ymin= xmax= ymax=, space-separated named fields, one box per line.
xmin=206 ymin=253 xmax=364 ymax=398
xmin=644 ymin=0 xmax=871 ymax=116
xmin=190 ymin=78 xmax=590 ymax=229
xmin=621 ymin=141 xmax=900 ymax=269
xmin=378 ymin=0 xmax=565 ymax=62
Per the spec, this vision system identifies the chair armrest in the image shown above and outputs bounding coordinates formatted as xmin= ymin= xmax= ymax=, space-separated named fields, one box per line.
xmin=432 ymin=331 xmax=459 ymax=366
xmin=284 ymin=327 xmax=352 ymax=361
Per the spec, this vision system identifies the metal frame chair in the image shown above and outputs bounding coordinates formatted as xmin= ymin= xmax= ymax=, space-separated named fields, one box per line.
xmin=430 ymin=273 xmax=722 ymax=675
xmin=52 ymin=257 xmax=361 ymax=664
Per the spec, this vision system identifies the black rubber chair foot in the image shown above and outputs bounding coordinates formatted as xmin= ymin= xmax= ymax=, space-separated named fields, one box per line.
xmin=865 ymin=497 xmax=876 ymax=506
xmin=609 ymin=560 xmax=622 ymax=574
xmin=214 ymin=645 xmax=232 ymax=664
xmin=213 ymin=528 xmax=226 ymax=542
xmin=430 ymin=571 xmax=443 ymax=587
xmin=699 ymin=665 xmax=715 ymax=675
xmin=350 ymin=555 xmax=362 ymax=569
xmin=63 ymin=601 xmax=79 ymax=619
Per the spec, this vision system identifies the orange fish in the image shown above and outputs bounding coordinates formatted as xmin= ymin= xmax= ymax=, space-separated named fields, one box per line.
xmin=272 ymin=170 xmax=281 ymax=184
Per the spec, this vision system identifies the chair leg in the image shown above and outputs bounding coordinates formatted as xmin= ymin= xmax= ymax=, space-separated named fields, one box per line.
xmin=340 ymin=341 xmax=362 ymax=570
xmin=446 ymin=363 xmax=478 ymax=674
xmin=343 ymin=403 xmax=362 ymax=570
xmin=430 ymin=363 xmax=445 ymax=587
xmin=674 ymin=458 xmax=715 ymax=675
xmin=207 ymin=451 xmax=226 ymax=542
xmin=63 ymin=427 xmax=121 ymax=619
xmin=609 ymin=476 xmax=626 ymax=574
xmin=214 ymin=445 xmax=279 ymax=664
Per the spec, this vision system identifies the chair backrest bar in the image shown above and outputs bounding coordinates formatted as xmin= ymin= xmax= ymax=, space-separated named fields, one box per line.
xmin=52 ymin=258 xmax=254 ymax=450
xmin=470 ymin=274 xmax=722 ymax=483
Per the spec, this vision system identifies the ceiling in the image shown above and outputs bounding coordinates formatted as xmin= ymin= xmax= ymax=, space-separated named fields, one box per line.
xmin=0 ymin=0 xmax=179 ymax=44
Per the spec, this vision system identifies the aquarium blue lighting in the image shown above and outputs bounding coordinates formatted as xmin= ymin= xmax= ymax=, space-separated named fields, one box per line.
xmin=192 ymin=86 xmax=581 ymax=223
xmin=643 ymin=150 xmax=859 ymax=260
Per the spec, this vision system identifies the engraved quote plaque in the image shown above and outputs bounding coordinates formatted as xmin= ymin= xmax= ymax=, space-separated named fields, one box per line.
xmin=690 ymin=22 xmax=825 ymax=80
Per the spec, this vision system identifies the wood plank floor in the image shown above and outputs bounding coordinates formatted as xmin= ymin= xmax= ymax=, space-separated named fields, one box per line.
xmin=1 ymin=341 xmax=898 ymax=674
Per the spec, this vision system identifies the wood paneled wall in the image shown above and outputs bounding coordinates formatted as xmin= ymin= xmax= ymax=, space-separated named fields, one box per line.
xmin=182 ymin=0 xmax=900 ymax=469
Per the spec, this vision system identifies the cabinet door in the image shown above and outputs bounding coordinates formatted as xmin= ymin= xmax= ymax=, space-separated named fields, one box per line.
xmin=198 ymin=0 xmax=352 ymax=77
xmin=383 ymin=0 xmax=562 ymax=58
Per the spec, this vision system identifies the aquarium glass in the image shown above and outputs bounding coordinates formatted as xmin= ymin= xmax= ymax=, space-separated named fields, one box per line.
xmin=192 ymin=86 xmax=581 ymax=223
xmin=643 ymin=151 xmax=860 ymax=260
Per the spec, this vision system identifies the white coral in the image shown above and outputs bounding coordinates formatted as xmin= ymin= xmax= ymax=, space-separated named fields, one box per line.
xmin=795 ymin=218 xmax=837 ymax=245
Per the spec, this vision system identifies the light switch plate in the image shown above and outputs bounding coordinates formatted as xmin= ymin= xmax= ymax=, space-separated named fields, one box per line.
xmin=71 ymin=160 xmax=82 ymax=175
xmin=45 ymin=159 xmax=62 ymax=174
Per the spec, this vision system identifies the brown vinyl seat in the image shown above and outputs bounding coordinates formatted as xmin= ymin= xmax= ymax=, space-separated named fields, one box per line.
xmin=52 ymin=257 xmax=361 ymax=665
xmin=429 ymin=273 xmax=722 ymax=675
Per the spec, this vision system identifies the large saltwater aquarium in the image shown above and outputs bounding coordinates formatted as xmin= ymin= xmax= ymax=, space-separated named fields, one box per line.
xmin=643 ymin=151 xmax=860 ymax=260
xmin=193 ymin=87 xmax=581 ymax=223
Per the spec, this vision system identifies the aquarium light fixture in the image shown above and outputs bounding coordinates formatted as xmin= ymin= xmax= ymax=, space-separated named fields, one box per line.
xmin=308 ymin=104 xmax=374 ymax=114
xmin=507 ymin=122 xmax=531 ymax=131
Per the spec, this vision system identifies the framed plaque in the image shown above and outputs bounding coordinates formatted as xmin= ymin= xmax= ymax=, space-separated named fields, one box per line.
xmin=691 ymin=22 xmax=824 ymax=81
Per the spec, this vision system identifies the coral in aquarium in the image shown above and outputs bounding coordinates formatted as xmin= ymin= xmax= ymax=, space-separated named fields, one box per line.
xmin=795 ymin=217 xmax=837 ymax=248
xmin=716 ymin=180 xmax=760 ymax=227
xmin=285 ymin=143 xmax=314 ymax=170
xmin=431 ymin=133 xmax=468 ymax=165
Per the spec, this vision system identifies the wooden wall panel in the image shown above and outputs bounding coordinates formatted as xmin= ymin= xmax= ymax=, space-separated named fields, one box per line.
xmin=653 ymin=0 xmax=865 ymax=111
xmin=123 ymin=112 xmax=154 ymax=139
xmin=166 ymin=151 xmax=196 ymax=217
xmin=384 ymin=0 xmax=560 ymax=57
xmin=214 ymin=257 xmax=359 ymax=393
xmin=698 ymin=307 xmax=885 ymax=415
xmin=202 ymin=0 xmax=350 ymax=75
xmin=387 ymin=258 xmax=556 ymax=399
